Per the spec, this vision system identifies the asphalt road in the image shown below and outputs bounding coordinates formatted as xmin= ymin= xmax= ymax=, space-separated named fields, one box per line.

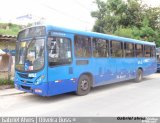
xmin=0 ymin=73 xmax=160 ymax=117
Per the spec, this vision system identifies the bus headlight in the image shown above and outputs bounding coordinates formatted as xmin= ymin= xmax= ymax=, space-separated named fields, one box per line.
xmin=35 ymin=75 xmax=45 ymax=85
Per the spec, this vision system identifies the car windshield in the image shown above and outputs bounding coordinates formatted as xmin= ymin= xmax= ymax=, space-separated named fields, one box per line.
xmin=15 ymin=38 xmax=45 ymax=71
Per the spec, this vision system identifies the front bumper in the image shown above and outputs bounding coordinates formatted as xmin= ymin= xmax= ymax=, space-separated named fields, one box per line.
xmin=14 ymin=81 xmax=48 ymax=96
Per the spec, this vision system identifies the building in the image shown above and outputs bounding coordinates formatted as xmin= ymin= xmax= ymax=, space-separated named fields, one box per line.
xmin=0 ymin=35 xmax=16 ymax=55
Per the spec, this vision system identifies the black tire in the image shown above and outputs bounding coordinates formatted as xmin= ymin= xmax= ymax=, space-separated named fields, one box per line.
xmin=76 ymin=75 xmax=91 ymax=96
xmin=135 ymin=69 xmax=143 ymax=82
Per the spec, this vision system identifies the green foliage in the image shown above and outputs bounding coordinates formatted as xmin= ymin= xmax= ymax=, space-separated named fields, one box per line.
xmin=0 ymin=79 xmax=14 ymax=85
xmin=114 ymin=27 xmax=134 ymax=38
xmin=0 ymin=23 xmax=22 ymax=36
xmin=91 ymin=0 xmax=160 ymax=47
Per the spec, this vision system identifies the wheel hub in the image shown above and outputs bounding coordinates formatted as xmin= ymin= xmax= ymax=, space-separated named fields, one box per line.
xmin=81 ymin=80 xmax=89 ymax=91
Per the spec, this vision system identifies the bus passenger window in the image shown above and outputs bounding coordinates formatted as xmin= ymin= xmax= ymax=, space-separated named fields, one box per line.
xmin=110 ymin=40 xmax=123 ymax=57
xmin=124 ymin=43 xmax=134 ymax=57
xmin=136 ymin=44 xmax=143 ymax=57
xmin=144 ymin=45 xmax=151 ymax=57
xmin=48 ymin=37 xmax=59 ymax=58
xmin=152 ymin=46 xmax=156 ymax=58
xmin=74 ymin=35 xmax=91 ymax=58
xmin=93 ymin=38 xmax=109 ymax=57
xmin=48 ymin=37 xmax=72 ymax=66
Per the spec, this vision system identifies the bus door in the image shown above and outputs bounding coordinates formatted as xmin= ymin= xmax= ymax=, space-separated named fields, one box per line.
xmin=47 ymin=33 xmax=76 ymax=95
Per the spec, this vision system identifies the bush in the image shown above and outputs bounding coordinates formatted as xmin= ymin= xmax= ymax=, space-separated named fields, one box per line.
xmin=0 ymin=79 xmax=14 ymax=85
xmin=0 ymin=23 xmax=22 ymax=36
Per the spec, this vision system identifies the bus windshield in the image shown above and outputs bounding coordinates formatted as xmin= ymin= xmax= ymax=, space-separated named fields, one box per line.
xmin=15 ymin=38 xmax=45 ymax=71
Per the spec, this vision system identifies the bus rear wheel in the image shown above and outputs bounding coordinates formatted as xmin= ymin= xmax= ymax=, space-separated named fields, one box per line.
xmin=135 ymin=69 xmax=143 ymax=82
xmin=76 ymin=75 xmax=91 ymax=96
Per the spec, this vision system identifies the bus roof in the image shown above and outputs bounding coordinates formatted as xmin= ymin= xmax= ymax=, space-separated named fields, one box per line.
xmin=30 ymin=25 xmax=157 ymax=46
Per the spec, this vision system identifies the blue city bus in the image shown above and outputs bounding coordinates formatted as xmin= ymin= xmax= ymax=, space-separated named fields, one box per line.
xmin=156 ymin=47 xmax=160 ymax=72
xmin=14 ymin=25 xmax=157 ymax=96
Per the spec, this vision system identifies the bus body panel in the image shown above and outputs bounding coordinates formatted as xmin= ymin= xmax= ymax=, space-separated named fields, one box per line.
xmin=92 ymin=58 xmax=156 ymax=87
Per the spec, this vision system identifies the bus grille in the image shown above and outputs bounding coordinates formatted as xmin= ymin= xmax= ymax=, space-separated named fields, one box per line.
xmin=21 ymin=80 xmax=33 ymax=84
xmin=18 ymin=73 xmax=34 ymax=79
xmin=21 ymin=85 xmax=31 ymax=91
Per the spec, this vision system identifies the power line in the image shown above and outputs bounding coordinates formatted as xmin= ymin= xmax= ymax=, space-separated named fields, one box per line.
xmin=39 ymin=2 xmax=91 ymax=24
xmin=38 ymin=0 xmax=105 ymax=32
xmin=72 ymin=0 xmax=92 ymax=11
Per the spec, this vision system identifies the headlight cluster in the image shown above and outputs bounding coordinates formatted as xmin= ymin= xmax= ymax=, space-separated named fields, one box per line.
xmin=35 ymin=75 xmax=45 ymax=85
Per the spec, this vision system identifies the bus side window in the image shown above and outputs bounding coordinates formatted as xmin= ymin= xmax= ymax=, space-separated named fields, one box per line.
xmin=144 ymin=45 xmax=151 ymax=58
xmin=48 ymin=37 xmax=72 ymax=66
xmin=74 ymin=35 xmax=91 ymax=58
xmin=48 ymin=37 xmax=59 ymax=58
xmin=124 ymin=42 xmax=134 ymax=57
xmin=110 ymin=40 xmax=123 ymax=58
xmin=136 ymin=44 xmax=143 ymax=57
xmin=93 ymin=38 xmax=109 ymax=57
xmin=152 ymin=46 xmax=156 ymax=58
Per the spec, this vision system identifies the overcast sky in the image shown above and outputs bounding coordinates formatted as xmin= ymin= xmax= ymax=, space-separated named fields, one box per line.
xmin=0 ymin=0 xmax=160 ymax=31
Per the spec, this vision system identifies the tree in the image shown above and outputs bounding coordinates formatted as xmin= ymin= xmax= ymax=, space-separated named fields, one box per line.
xmin=91 ymin=0 xmax=107 ymax=33
xmin=91 ymin=0 xmax=160 ymax=46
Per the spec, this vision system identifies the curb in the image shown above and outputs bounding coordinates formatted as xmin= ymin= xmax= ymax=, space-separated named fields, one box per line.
xmin=0 ymin=92 xmax=26 ymax=96
xmin=0 ymin=88 xmax=26 ymax=96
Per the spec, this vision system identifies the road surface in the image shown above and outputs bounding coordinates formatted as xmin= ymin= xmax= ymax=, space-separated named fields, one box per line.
xmin=0 ymin=73 xmax=160 ymax=117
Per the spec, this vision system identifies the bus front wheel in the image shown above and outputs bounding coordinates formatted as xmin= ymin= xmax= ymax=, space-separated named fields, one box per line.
xmin=76 ymin=75 xmax=91 ymax=96
xmin=135 ymin=69 xmax=143 ymax=82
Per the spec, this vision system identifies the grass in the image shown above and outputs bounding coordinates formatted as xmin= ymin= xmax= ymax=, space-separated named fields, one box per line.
xmin=0 ymin=23 xmax=22 ymax=36
xmin=0 ymin=78 xmax=14 ymax=85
